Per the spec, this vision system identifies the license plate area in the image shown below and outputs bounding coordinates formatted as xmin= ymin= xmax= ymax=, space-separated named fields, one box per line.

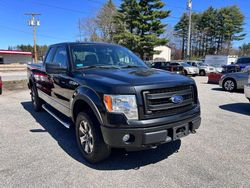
xmin=173 ymin=124 xmax=189 ymax=140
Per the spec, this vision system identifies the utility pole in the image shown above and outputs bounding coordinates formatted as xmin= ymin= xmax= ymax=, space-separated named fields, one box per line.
xmin=25 ymin=13 xmax=41 ymax=63
xmin=187 ymin=0 xmax=192 ymax=60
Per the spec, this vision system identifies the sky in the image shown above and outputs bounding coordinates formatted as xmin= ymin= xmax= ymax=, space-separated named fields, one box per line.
xmin=0 ymin=0 xmax=249 ymax=49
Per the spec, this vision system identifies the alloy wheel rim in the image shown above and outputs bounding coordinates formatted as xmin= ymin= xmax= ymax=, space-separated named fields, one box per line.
xmin=224 ymin=80 xmax=234 ymax=91
xmin=79 ymin=120 xmax=93 ymax=154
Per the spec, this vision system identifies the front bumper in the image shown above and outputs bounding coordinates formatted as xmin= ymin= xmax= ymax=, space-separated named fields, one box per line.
xmin=187 ymin=69 xmax=199 ymax=75
xmin=101 ymin=115 xmax=201 ymax=149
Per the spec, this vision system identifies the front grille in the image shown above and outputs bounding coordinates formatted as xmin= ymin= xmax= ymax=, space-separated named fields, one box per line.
xmin=142 ymin=85 xmax=196 ymax=119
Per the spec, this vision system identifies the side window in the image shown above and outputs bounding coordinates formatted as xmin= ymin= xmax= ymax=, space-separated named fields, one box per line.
xmin=52 ymin=47 xmax=68 ymax=68
xmin=45 ymin=47 xmax=56 ymax=64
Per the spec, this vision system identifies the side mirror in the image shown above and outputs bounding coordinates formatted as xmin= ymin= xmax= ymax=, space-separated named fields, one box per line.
xmin=45 ymin=63 xmax=67 ymax=74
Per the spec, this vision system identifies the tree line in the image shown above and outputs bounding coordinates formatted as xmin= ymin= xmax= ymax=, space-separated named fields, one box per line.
xmin=8 ymin=45 xmax=48 ymax=59
xmin=174 ymin=6 xmax=245 ymax=59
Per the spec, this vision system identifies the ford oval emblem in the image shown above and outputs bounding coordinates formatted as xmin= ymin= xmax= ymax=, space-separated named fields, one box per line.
xmin=171 ymin=95 xmax=184 ymax=104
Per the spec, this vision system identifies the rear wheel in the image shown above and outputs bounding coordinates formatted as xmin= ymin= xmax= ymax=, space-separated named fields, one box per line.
xmin=76 ymin=112 xmax=111 ymax=163
xmin=30 ymin=84 xmax=43 ymax=112
xmin=223 ymin=79 xmax=236 ymax=92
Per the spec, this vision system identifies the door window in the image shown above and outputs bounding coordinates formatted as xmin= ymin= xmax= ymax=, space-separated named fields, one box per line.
xmin=53 ymin=47 xmax=68 ymax=68
xmin=45 ymin=47 xmax=56 ymax=64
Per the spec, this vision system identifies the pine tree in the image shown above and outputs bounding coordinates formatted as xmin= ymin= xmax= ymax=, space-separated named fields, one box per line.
xmin=174 ymin=13 xmax=188 ymax=59
xmin=114 ymin=0 xmax=170 ymax=59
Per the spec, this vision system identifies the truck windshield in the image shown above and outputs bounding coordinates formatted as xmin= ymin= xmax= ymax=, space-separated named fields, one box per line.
xmin=70 ymin=44 xmax=148 ymax=69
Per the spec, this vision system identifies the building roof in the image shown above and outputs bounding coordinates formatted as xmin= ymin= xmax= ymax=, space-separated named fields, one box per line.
xmin=0 ymin=50 xmax=32 ymax=56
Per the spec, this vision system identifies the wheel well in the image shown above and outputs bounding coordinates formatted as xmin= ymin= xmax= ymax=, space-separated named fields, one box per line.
xmin=73 ymin=100 xmax=97 ymax=123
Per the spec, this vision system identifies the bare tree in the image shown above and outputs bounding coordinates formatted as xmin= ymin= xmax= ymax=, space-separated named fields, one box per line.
xmin=79 ymin=0 xmax=117 ymax=42
xmin=79 ymin=17 xmax=101 ymax=42
xmin=96 ymin=0 xmax=117 ymax=42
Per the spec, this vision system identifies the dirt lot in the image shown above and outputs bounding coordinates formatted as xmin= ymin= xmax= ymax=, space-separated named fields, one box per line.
xmin=0 ymin=77 xmax=249 ymax=188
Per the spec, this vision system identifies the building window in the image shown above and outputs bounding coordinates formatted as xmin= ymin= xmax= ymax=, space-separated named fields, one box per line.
xmin=0 ymin=57 xmax=3 ymax=64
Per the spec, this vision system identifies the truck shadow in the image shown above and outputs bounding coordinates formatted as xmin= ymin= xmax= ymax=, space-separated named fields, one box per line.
xmin=21 ymin=101 xmax=181 ymax=170
xmin=219 ymin=103 xmax=250 ymax=116
xmin=211 ymin=88 xmax=244 ymax=93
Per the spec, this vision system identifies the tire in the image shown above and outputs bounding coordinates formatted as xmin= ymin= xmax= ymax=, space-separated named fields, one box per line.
xmin=223 ymin=79 xmax=237 ymax=92
xmin=199 ymin=70 xmax=206 ymax=76
xmin=75 ymin=112 xmax=111 ymax=163
xmin=30 ymin=84 xmax=43 ymax=112
xmin=183 ymin=70 xmax=188 ymax=76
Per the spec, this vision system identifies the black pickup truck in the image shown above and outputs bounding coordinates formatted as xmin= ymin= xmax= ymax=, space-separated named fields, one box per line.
xmin=27 ymin=42 xmax=201 ymax=163
xmin=152 ymin=61 xmax=184 ymax=74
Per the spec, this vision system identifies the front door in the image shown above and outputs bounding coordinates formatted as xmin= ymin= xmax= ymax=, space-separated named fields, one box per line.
xmin=48 ymin=46 xmax=74 ymax=116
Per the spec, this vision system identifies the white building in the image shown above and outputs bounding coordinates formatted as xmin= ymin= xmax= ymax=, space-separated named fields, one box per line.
xmin=153 ymin=45 xmax=171 ymax=62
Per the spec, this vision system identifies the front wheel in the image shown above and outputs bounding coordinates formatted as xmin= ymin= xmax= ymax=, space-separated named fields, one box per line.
xmin=76 ymin=112 xmax=111 ymax=163
xmin=223 ymin=79 xmax=236 ymax=92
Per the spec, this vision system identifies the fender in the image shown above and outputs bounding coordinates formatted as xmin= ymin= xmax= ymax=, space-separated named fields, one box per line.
xmin=70 ymin=86 xmax=106 ymax=125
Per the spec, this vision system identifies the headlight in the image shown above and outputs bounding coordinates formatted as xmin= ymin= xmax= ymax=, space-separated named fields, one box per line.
xmin=103 ymin=95 xmax=138 ymax=120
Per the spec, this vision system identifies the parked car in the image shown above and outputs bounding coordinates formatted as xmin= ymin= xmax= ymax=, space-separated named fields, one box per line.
xmin=152 ymin=61 xmax=184 ymax=74
xmin=223 ymin=57 xmax=250 ymax=72
xmin=27 ymin=42 xmax=201 ymax=163
xmin=221 ymin=64 xmax=241 ymax=73
xmin=235 ymin=57 xmax=250 ymax=69
xmin=144 ymin=61 xmax=153 ymax=68
xmin=171 ymin=62 xmax=199 ymax=76
xmin=186 ymin=61 xmax=216 ymax=76
xmin=0 ymin=76 xmax=2 ymax=95
xmin=219 ymin=66 xmax=250 ymax=91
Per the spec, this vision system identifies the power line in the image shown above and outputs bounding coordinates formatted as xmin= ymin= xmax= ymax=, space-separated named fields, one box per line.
xmin=30 ymin=1 xmax=92 ymax=15
xmin=0 ymin=24 xmax=69 ymax=40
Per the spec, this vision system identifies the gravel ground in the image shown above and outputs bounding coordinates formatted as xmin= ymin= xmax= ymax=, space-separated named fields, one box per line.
xmin=0 ymin=77 xmax=249 ymax=188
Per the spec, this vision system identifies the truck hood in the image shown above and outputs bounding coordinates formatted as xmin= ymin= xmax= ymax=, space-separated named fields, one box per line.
xmin=81 ymin=68 xmax=192 ymax=86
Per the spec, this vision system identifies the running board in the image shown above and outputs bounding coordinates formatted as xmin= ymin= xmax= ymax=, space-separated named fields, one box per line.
xmin=42 ymin=104 xmax=71 ymax=129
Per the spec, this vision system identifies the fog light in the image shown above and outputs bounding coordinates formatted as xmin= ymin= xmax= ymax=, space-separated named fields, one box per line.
xmin=122 ymin=134 xmax=130 ymax=142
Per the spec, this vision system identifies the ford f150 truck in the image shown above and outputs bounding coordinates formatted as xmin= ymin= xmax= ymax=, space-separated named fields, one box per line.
xmin=27 ymin=42 xmax=201 ymax=163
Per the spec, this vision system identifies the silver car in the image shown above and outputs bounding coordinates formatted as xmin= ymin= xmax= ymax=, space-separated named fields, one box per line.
xmin=219 ymin=67 xmax=250 ymax=91
xmin=172 ymin=62 xmax=199 ymax=76
xmin=187 ymin=61 xmax=216 ymax=76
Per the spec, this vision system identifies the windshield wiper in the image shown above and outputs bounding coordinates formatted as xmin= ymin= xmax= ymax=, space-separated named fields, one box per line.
xmin=78 ymin=65 xmax=120 ymax=70
xmin=121 ymin=65 xmax=142 ymax=68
